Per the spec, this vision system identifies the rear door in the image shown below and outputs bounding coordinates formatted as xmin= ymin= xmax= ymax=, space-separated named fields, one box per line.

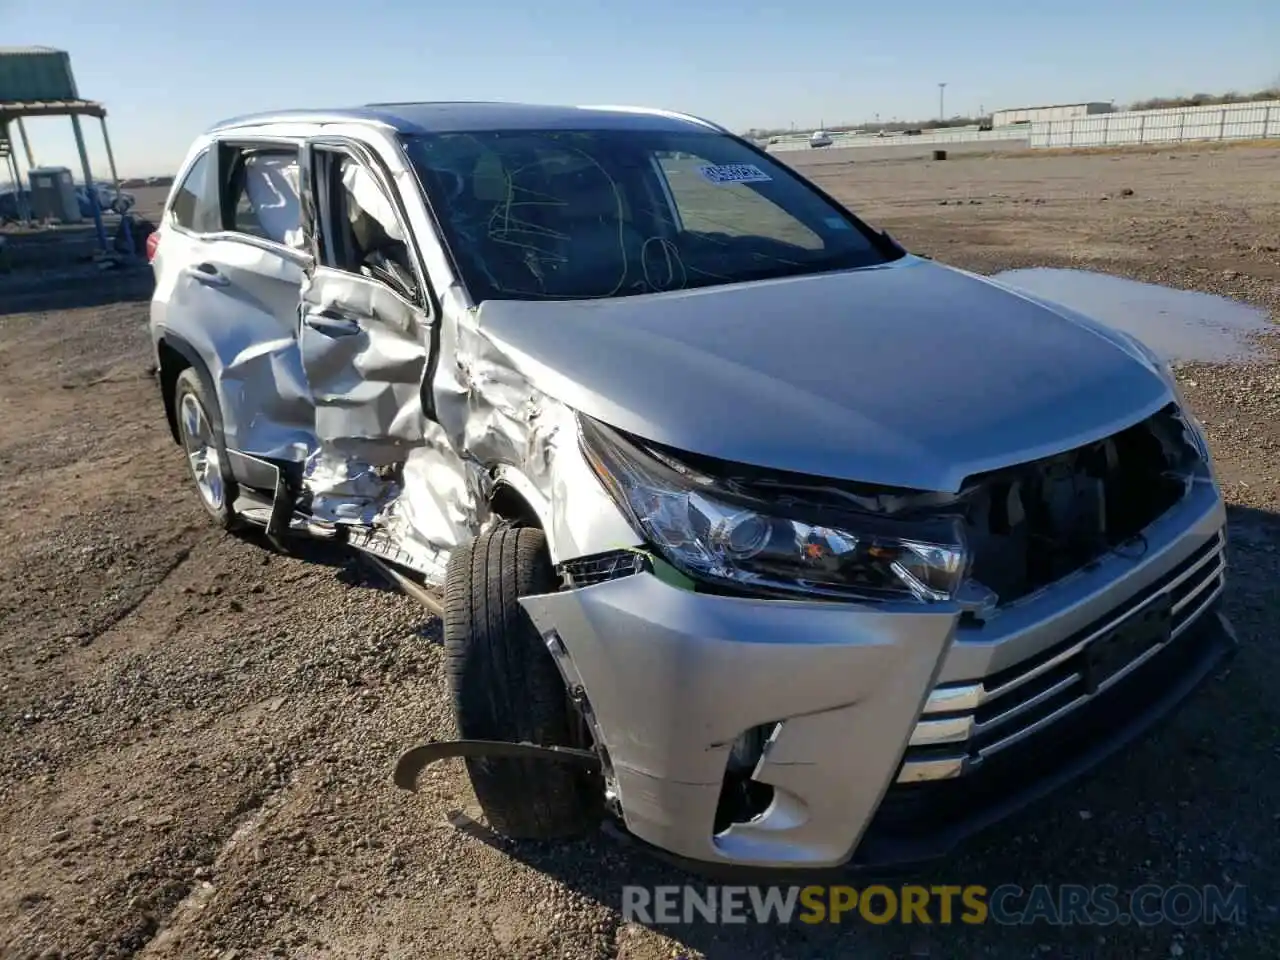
xmin=297 ymin=138 xmax=433 ymax=470
xmin=153 ymin=138 xmax=314 ymax=462
xmin=151 ymin=146 xmax=222 ymax=344
xmin=204 ymin=141 xmax=314 ymax=460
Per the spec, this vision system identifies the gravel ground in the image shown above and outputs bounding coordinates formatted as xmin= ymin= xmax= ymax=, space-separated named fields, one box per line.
xmin=2 ymin=142 xmax=1279 ymax=960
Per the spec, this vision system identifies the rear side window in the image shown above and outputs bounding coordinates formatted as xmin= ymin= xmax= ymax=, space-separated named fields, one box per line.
xmin=169 ymin=150 xmax=218 ymax=232
xmin=230 ymin=149 xmax=302 ymax=247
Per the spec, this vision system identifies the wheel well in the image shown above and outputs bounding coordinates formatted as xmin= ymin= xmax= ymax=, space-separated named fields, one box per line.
xmin=489 ymin=482 xmax=542 ymax=529
xmin=157 ymin=340 xmax=191 ymax=445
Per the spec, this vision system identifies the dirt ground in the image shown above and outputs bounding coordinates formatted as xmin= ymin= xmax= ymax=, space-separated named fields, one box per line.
xmin=2 ymin=142 xmax=1279 ymax=960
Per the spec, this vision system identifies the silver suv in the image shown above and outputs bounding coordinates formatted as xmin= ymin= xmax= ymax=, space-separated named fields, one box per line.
xmin=149 ymin=101 xmax=1234 ymax=873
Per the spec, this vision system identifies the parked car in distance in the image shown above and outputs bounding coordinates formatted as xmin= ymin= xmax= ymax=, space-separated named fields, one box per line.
xmin=76 ymin=181 xmax=136 ymax=216
xmin=148 ymin=101 xmax=1234 ymax=875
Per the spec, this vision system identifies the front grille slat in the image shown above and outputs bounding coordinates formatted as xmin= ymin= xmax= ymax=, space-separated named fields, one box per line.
xmin=1171 ymin=559 xmax=1223 ymax=618
xmin=921 ymin=532 xmax=1224 ymax=719
xmin=1172 ymin=575 xmax=1224 ymax=639
xmin=974 ymin=671 xmax=1083 ymax=737
xmin=898 ymin=529 xmax=1225 ymax=782
xmin=980 ymin=693 xmax=1091 ymax=759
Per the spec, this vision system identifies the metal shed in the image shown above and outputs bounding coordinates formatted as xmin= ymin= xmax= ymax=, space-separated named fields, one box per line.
xmin=0 ymin=46 xmax=124 ymax=252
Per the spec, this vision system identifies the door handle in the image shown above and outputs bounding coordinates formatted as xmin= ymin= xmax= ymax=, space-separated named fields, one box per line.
xmin=303 ymin=309 xmax=362 ymax=337
xmin=182 ymin=262 xmax=229 ymax=287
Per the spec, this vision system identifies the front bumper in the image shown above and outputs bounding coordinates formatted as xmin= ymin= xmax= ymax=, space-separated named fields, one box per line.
xmin=519 ymin=479 xmax=1231 ymax=873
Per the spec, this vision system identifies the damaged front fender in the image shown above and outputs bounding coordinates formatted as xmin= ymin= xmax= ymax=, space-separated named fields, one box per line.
xmin=387 ymin=286 xmax=640 ymax=570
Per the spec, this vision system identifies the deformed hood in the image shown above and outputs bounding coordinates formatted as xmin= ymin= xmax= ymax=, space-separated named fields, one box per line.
xmin=475 ymin=257 xmax=1173 ymax=492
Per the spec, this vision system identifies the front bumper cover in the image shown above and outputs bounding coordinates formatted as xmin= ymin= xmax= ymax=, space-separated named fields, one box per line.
xmin=519 ymin=489 xmax=1232 ymax=876
xmin=611 ymin=604 xmax=1236 ymax=883
xmin=522 ymin=574 xmax=958 ymax=870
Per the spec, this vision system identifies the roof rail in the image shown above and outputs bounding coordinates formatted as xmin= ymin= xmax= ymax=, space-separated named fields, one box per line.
xmin=574 ymin=104 xmax=726 ymax=133
xmin=361 ymin=99 xmax=505 ymax=108
xmin=206 ymin=108 xmax=396 ymax=133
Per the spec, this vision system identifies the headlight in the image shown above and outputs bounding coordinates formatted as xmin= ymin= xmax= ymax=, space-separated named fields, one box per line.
xmin=579 ymin=417 xmax=971 ymax=603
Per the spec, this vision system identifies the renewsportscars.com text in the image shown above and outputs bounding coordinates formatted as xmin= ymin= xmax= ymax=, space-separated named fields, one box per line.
xmin=622 ymin=883 xmax=1248 ymax=927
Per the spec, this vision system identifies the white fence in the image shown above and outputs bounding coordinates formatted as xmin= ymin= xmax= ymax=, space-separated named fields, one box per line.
xmin=1030 ymin=99 xmax=1280 ymax=148
xmin=762 ymin=99 xmax=1280 ymax=156
xmin=765 ymin=127 xmax=1028 ymax=153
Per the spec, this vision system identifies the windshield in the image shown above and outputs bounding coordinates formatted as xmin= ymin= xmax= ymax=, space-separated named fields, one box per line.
xmin=401 ymin=128 xmax=895 ymax=302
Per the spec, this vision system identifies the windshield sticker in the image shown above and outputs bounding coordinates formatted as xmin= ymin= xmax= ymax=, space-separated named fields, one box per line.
xmin=698 ymin=163 xmax=772 ymax=185
xmin=824 ymin=216 xmax=852 ymax=230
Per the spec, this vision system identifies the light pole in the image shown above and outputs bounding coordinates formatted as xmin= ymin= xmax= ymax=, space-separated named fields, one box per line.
xmin=938 ymin=82 xmax=947 ymax=122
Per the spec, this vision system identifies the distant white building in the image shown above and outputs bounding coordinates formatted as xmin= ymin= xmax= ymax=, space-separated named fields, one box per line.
xmin=992 ymin=102 xmax=1113 ymax=127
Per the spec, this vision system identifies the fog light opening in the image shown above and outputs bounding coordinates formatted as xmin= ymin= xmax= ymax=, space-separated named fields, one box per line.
xmin=713 ymin=722 xmax=779 ymax=834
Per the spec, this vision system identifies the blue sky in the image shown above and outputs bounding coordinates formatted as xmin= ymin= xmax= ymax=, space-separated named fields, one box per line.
xmin=4 ymin=0 xmax=1277 ymax=177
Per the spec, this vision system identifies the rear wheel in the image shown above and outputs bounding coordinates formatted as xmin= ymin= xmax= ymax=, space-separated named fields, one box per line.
xmin=444 ymin=526 xmax=602 ymax=839
xmin=173 ymin=367 xmax=241 ymax=530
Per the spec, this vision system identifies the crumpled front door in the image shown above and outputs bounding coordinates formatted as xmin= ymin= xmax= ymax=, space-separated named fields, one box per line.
xmin=297 ymin=144 xmax=432 ymax=524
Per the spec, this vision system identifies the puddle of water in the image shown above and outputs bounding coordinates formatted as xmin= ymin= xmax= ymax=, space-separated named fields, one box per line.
xmin=990 ymin=268 xmax=1273 ymax=363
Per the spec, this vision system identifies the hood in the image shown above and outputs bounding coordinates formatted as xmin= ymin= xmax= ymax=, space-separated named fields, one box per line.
xmin=475 ymin=257 xmax=1173 ymax=492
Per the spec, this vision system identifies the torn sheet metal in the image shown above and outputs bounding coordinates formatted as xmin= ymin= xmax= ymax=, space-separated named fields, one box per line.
xmin=298 ymin=267 xmax=429 ymax=519
xmin=305 ymin=274 xmax=635 ymax=576
xmin=425 ymin=285 xmax=639 ymax=566
xmin=290 ymin=145 xmax=436 ymax=524
xmin=379 ymin=421 xmax=483 ymax=565
xmin=431 ymin=291 xmax=554 ymax=490
xmin=304 ymin=451 xmax=398 ymax=525
xmin=299 ymin=271 xmax=428 ymax=459
xmin=219 ymin=331 xmax=316 ymax=462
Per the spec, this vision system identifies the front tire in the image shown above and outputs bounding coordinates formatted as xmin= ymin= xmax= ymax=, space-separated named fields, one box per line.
xmin=444 ymin=526 xmax=602 ymax=840
xmin=173 ymin=367 xmax=241 ymax=530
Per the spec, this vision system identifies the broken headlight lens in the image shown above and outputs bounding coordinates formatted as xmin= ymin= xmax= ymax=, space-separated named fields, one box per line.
xmin=581 ymin=418 xmax=971 ymax=603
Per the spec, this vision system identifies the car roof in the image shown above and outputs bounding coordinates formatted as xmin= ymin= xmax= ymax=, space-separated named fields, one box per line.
xmin=208 ymin=101 xmax=727 ymax=137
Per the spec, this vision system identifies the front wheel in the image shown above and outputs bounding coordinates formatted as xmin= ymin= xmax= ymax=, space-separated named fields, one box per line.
xmin=443 ymin=526 xmax=603 ymax=840
xmin=173 ymin=367 xmax=241 ymax=530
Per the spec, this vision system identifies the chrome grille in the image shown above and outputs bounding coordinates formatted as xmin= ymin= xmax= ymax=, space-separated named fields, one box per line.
xmin=898 ymin=530 xmax=1226 ymax=783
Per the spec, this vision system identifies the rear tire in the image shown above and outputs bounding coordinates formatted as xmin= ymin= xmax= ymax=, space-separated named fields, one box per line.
xmin=444 ymin=526 xmax=602 ymax=840
xmin=173 ymin=367 xmax=241 ymax=530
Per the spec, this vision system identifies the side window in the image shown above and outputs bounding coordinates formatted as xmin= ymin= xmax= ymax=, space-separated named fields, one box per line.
xmin=655 ymin=151 xmax=823 ymax=250
xmin=169 ymin=150 xmax=218 ymax=233
xmin=320 ymin=152 xmax=418 ymax=302
xmin=230 ymin=149 xmax=302 ymax=247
